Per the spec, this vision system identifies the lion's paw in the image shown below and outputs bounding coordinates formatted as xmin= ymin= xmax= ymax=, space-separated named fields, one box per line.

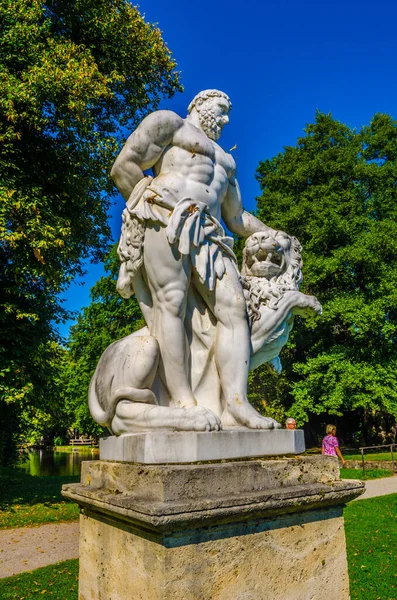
xmin=181 ymin=406 xmax=222 ymax=432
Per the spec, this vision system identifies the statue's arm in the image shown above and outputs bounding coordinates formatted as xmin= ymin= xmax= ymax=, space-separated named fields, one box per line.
xmin=110 ymin=110 xmax=184 ymax=200
xmin=221 ymin=171 xmax=276 ymax=238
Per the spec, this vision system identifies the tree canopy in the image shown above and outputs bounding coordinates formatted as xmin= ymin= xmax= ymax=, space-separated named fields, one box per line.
xmin=255 ymin=111 xmax=397 ymax=441
xmin=0 ymin=0 xmax=181 ymax=462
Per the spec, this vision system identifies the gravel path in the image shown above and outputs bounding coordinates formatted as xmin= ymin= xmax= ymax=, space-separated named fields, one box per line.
xmin=0 ymin=521 xmax=79 ymax=579
xmin=353 ymin=474 xmax=397 ymax=500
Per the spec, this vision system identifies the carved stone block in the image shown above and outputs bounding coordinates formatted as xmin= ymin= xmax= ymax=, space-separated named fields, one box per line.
xmin=99 ymin=429 xmax=305 ymax=463
xmin=62 ymin=456 xmax=364 ymax=599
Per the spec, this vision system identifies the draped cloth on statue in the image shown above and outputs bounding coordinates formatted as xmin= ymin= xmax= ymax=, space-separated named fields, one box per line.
xmin=116 ymin=176 xmax=238 ymax=411
xmin=116 ymin=176 xmax=238 ymax=297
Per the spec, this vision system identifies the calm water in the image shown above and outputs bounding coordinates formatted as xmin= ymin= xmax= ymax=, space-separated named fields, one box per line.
xmin=19 ymin=448 xmax=100 ymax=477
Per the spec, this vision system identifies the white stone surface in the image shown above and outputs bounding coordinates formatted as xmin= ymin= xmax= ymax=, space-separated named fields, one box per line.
xmin=88 ymin=90 xmax=321 ymax=436
xmin=100 ymin=429 xmax=305 ymax=464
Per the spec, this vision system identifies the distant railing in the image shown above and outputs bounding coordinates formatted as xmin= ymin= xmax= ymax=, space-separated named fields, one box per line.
xmin=70 ymin=438 xmax=96 ymax=447
xmin=359 ymin=443 xmax=397 ymax=475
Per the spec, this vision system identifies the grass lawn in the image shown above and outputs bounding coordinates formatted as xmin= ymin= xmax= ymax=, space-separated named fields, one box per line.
xmin=0 ymin=560 xmax=78 ymax=599
xmin=345 ymin=493 xmax=397 ymax=600
xmin=340 ymin=468 xmax=394 ymax=480
xmin=305 ymin=449 xmax=396 ymax=462
xmin=0 ymin=468 xmax=79 ymax=530
xmin=344 ymin=451 xmax=396 ymax=461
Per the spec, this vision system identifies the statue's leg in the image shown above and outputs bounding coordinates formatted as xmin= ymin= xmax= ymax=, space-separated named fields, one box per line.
xmin=193 ymin=259 xmax=280 ymax=430
xmin=142 ymin=223 xmax=220 ymax=430
xmin=131 ymin=269 xmax=153 ymax=327
xmin=111 ymin=403 xmax=222 ymax=434
xmin=95 ymin=333 xmax=220 ymax=434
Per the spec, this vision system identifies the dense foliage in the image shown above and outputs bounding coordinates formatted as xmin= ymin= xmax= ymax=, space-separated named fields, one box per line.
xmin=0 ymin=0 xmax=181 ymax=462
xmin=254 ymin=111 xmax=397 ymax=442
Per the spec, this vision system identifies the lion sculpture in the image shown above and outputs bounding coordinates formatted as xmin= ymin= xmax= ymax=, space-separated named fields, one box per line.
xmin=89 ymin=230 xmax=321 ymax=434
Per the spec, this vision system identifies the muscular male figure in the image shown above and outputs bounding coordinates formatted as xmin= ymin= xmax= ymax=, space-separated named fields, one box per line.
xmin=111 ymin=89 xmax=280 ymax=429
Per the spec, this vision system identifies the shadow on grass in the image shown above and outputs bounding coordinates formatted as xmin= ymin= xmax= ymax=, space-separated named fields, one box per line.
xmin=0 ymin=467 xmax=79 ymax=511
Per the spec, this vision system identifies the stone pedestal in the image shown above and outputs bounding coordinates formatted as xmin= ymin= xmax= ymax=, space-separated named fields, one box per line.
xmin=62 ymin=455 xmax=364 ymax=600
xmin=100 ymin=429 xmax=305 ymax=463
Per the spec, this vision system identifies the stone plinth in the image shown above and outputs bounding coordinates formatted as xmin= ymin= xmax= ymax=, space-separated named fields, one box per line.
xmin=100 ymin=429 xmax=305 ymax=464
xmin=62 ymin=456 xmax=364 ymax=600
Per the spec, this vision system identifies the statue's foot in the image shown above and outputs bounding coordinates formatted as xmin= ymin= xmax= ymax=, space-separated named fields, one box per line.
xmin=221 ymin=399 xmax=281 ymax=430
xmin=111 ymin=401 xmax=223 ymax=434
xmin=180 ymin=406 xmax=222 ymax=432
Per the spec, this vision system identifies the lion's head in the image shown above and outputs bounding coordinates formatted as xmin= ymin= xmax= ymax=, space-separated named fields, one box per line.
xmin=241 ymin=230 xmax=303 ymax=321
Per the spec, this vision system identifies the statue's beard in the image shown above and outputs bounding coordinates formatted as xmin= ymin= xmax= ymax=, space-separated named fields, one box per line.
xmin=199 ymin=109 xmax=222 ymax=141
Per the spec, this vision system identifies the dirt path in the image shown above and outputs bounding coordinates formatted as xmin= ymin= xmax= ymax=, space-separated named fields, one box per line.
xmin=353 ymin=474 xmax=397 ymax=500
xmin=0 ymin=521 xmax=79 ymax=579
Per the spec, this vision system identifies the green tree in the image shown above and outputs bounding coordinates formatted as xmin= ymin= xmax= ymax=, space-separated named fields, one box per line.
xmin=0 ymin=0 xmax=181 ymax=461
xmin=254 ymin=111 xmax=397 ymax=442
xmin=63 ymin=246 xmax=144 ymax=436
xmin=19 ymin=342 xmax=72 ymax=446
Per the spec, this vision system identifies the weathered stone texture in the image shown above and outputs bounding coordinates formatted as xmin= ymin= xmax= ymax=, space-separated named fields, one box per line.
xmin=62 ymin=456 xmax=363 ymax=600
xmin=79 ymin=507 xmax=349 ymax=600
xmin=345 ymin=459 xmax=395 ymax=471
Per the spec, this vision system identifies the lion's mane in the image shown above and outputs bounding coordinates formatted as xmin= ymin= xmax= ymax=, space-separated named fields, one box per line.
xmin=242 ymin=235 xmax=303 ymax=323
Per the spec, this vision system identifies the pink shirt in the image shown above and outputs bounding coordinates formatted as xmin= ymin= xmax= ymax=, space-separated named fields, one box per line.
xmin=322 ymin=434 xmax=339 ymax=457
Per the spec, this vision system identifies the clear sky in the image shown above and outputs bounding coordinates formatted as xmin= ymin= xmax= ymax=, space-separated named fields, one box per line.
xmin=59 ymin=0 xmax=397 ymax=337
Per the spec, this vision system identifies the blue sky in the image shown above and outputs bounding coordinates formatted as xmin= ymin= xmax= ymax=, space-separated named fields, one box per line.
xmin=60 ymin=0 xmax=397 ymax=337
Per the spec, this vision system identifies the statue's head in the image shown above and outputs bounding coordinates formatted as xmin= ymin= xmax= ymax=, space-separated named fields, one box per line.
xmin=241 ymin=230 xmax=304 ymax=321
xmin=242 ymin=230 xmax=303 ymax=287
xmin=188 ymin=89 xmax=232 ymax=141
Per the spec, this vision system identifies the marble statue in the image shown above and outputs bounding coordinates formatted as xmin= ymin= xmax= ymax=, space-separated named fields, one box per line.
xmin=89 ymin=90 xmax=322 ymax=434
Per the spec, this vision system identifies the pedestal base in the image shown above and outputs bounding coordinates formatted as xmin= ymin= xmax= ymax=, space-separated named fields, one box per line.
xmin=62 ymin=456 xmax=364 ymax=600
xmin=100 ymin=429 xmax=305 ymax=463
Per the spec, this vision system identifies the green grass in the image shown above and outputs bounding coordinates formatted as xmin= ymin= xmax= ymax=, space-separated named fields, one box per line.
xmin=340 ymin=468 xmax=394 ymax=480
xmin=0 ymin=560 xmax=78 ymax=599
xmin=0 ymin=468 xmax=79 ymax=530
xmin=345 ymin=493 xmax=397 ymax=600
xmin=305 ymin=449 xmax=397 ymax=462
xmin=344 ymin=451 xmax=395 ymax=461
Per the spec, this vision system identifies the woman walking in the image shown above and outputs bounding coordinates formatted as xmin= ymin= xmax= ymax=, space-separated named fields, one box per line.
xmin=322 ymin=424 xmax=346 ymax=467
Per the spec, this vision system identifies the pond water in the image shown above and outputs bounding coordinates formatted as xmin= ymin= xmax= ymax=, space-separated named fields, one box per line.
xmin=19 ymin=448 xmax=100 ymax=477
